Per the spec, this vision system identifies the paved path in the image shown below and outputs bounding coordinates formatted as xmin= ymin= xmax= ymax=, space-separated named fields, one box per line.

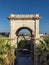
xmin=17 ymin=56 xmax=32 ymax=65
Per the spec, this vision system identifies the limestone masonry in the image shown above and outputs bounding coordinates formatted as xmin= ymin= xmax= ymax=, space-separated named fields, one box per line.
xmin=8 ymin=14 xmax=41 ymax=46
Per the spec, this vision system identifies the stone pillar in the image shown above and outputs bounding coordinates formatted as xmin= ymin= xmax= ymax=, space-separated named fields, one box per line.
xmin=34 ymin=53 xmax=39 ymax=65
xmin=31 ymin=35 xmax=34 ymax=65
xmin=33 ymin=14 xmax=41 ymax=65
xmin=9 ymin=19 xmax=17 ymax=47
xmin=34 ymin=14 xmax=40 ymax=45
xmin=31 ymin=37 xmax=37 ymax=65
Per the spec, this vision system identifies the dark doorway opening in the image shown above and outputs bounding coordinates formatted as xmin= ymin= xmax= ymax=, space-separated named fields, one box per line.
xmin=14 ymin=27 xmax=34 ymax=65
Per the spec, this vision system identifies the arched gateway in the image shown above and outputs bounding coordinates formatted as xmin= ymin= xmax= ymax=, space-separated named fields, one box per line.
xmin=8 ymin=14 xmax=41 ymax=65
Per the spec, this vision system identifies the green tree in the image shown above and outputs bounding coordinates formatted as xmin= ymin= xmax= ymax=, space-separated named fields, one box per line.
xmin=0 ymin=39 xmax=15 ymax=65
xmin=18 ymin=40 xmax=26 ymax=49
xmin=36 ymin=36 xmax=49 ymax=65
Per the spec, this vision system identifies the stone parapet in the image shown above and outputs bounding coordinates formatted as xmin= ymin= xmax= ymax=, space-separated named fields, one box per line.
xmin=8 ymin=14 xmax=41 ymax=20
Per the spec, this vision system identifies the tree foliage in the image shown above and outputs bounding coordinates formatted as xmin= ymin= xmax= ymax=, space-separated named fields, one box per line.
xmin=44 ymin=36 xmax=49 ymax=45
xmin=18 ymin=40 xmax=26 ymax=49
xmin=37 ymin=36 xmax=49 ymax=54
xmin=36 ymin=36 xmax=49 ymax=64
xmin=18 ymin=40 xmax=31 ymax=50
xmin=0 ymin=39 xmax=15 ymax=65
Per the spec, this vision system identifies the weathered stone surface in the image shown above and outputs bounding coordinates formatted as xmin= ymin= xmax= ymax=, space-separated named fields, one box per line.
xmin=8 ymin=14 xmax=41 ymax=46
xmin=8 ymin=14 xmax=41 ymax=65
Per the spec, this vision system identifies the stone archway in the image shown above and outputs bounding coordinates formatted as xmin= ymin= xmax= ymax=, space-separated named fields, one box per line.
xmin=15 ymin=27 xmax=32 ymax=36
xmin=15 ymin=27 xmax=33 ymax=49
xmin=15 ymin=27 xmax=35 ymax=65
xmin=8 ymin=14 xmax=41 ymax=65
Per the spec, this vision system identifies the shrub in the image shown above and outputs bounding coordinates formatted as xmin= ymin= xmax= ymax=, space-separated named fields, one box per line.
xmin=0 ymin=39 xmax=15 ymax=65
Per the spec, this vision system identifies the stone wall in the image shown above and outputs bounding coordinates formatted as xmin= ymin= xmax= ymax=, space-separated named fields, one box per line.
xmin=8 ymin=14 xmax=41 ymax=46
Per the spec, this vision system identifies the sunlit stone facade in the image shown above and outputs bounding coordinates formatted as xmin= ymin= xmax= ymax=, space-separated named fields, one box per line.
xmin=8 ymin=14 xmax=40 ymax=45
xmin=8 ymin=14 xmax=41 ymax=65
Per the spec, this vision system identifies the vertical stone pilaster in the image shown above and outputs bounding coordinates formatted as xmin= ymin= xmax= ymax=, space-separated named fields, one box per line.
xmin=31 ymin=36 xmax=34 ymax=65
xmin=34 ymin=14 xmax=40 ymax=45
xmin=9 ymin=19 xmax=18 ymax=48
xmin=7 ymin=14 xmax=41 ymax=65
xmin=34 ymin=53 xmax=38 ymax=65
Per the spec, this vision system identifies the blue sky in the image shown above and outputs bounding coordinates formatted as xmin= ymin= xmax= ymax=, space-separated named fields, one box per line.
xmin=0 ymin=0 xmax=49 ymax=33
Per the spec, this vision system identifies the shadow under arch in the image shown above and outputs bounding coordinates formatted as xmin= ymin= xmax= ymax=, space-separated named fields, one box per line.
xmin=15 ymin=27 xmax=33 ymax=36
xmin=14 ymin=27 xmax=34 ymax=65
